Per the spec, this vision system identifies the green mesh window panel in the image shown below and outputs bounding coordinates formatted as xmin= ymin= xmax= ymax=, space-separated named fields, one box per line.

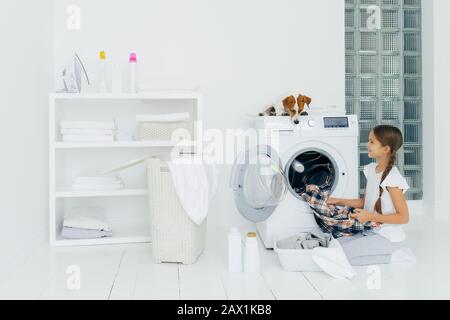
xmin=345 ymin=0 xmax=423 ymax=200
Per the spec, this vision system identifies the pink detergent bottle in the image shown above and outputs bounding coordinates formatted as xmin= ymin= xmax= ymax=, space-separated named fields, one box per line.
xmin=129 ymin=53 xmax=138 ymax=93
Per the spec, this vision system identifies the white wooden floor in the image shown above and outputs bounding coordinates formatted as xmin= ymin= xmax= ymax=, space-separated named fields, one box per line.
xmin=1 ymin=215 xmax=449 ymax=300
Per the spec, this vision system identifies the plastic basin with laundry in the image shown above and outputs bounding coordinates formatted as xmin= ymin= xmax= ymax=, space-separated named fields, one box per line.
xmin=273 ymin=230 xmax=340 ymax=272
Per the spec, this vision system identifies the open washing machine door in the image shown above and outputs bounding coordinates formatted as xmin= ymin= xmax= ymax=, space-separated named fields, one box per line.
xmin=230 ymin=145 xmax=288 ymax=223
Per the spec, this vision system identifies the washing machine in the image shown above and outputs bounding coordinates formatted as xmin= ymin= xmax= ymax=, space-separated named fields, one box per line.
xmin=230 ymin=115 xmax=359 ymax=248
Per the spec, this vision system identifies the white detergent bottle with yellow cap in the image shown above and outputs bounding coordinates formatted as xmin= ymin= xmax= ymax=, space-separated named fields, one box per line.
xmin=98 ymin=50 xmax=109 ymax=93
xmin=244 ymin=232 xmax=260 ymax=273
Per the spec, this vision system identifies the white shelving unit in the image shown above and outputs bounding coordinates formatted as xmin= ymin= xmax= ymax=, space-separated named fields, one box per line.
xmin=49 ymin=92 xmax=202 ymax=247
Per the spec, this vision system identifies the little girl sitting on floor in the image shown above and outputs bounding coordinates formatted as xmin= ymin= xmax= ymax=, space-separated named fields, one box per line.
xmin=328 ymin=125 xmax=410 ymax=243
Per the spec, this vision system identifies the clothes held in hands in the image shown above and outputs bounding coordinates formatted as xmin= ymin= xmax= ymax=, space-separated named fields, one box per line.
xmin=299 ymin=185 xmax=381 ymax=238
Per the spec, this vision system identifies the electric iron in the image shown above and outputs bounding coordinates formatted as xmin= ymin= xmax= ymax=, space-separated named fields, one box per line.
xmin=59 ymin=53 xmax=90 ymax=93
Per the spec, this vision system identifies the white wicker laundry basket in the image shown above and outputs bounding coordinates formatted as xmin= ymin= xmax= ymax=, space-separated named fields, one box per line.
xmin=137 ymin=121 xmax=189 ymax=141
xmin=146 ymin=158 xmax=206 ymax=264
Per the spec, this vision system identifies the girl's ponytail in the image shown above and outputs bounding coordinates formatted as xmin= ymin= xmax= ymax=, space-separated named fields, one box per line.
xmin=372 ymin=125 xmax=403 ymax=214
xmin=374 ymin=152 xmax=396 ymax=214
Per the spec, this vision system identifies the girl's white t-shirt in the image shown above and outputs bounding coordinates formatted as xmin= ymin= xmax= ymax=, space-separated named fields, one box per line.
xmin=363 ymin=162 xmax=410 ymax=243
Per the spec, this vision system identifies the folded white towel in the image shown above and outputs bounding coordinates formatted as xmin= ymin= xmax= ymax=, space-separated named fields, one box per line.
xmin=61 ymin=128 xmax=115 ymax=135
xmin=63 ymin=207 xmax=111 ymax=231
xmin=62 ymin=227 xmax=113 ymax=239
xmin=62 ymin=135 xmax=115 ymax=142
xmin=60 ymin=121 xmax=116 ymax=130
xmin=136 ymin=112 xmax=190 ymax=123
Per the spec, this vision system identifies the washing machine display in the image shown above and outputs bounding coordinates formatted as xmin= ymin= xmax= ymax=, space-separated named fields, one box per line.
xmin=324 ymin=117 xmax=349 ymax=128
xmin=287 ymin=150 xmax=337 ymax=197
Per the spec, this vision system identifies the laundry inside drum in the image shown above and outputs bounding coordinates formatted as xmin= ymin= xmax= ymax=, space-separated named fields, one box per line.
xmin=288 ymin=151 xmax=336 ymax=195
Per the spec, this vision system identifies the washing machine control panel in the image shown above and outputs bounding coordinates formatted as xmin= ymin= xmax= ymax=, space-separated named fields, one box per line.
xmin=307 ymin=119 xmax=316 ymax=127
xmin=323 ymin=117 xmax=350 ymax=129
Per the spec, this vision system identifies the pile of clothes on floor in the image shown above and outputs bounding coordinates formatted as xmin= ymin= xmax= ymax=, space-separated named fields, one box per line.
xmin=277 ymin=229 xmax=332 ymax=250
xmin=62 ymin=207 xmax=112 ymax=239
xmin=71 ymin=174 xmax=124 ymax=191
xmin=60 ymin=120 xmax=116 ymax=142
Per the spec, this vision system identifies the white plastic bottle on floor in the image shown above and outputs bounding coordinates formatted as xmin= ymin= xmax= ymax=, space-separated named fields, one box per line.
xmin=244 ymin=232 xmax=260 ymax=273
xmin=228 ymin=227 xmax=242 ymax=273
xmin=129 ymin=52 xmax=138 ymax=93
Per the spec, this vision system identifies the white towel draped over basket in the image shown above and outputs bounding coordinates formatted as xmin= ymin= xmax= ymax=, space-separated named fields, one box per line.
xmin=167 ymin=155 xmax=218 ymax=226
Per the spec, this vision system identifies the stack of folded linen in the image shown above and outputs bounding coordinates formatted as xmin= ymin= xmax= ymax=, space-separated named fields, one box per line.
xmin=60 ymin=121 xmax=116 ymax=142
xmin=62 ymin=207 xmax=112 ymax=239
xmin=71 ymin=174 xmax=124 ymax=191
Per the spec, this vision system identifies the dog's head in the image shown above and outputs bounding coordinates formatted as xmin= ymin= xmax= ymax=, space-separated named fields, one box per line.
xmin=282 ymin=95 xmax=300 ymax=124
xmin=297 ymin=95 xmax=312 ymax=114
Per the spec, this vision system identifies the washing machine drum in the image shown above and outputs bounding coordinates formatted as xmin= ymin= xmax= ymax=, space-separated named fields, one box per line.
xmin=230 ymin=145 xmax=288 ymax=223
xmin=288 ymin=151 xmax=336 ymax=195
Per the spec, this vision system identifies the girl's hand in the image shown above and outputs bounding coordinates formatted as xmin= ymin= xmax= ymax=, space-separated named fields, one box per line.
xmin=350 ymin=209 xmax=373 ymax=224
xmin=327 ymin=197 xmax=340 ymax=205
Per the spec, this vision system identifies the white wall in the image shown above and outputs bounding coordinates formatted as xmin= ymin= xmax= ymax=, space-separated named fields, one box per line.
xmin=422 ymin=0 xmax=450 ymax=220
xmin=53 ymin=0 xmax=345 ymax=227
xmin=422 ymin=0 xmax=435 ymax=213
xmin=0 ymin=1 xmax=53 ymax=275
